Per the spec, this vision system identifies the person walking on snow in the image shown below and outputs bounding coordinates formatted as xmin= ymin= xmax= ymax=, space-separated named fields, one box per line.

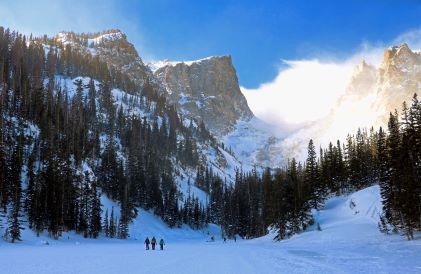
xmin=159 ymin=238 xmax=165 ymax=250
xmin=145 ymin=237 xmax=150 ymax=250
xmin=151 ymin=236 xmax=157 ymax=250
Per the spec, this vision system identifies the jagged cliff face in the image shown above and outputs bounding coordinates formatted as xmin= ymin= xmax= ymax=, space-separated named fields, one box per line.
xmin=381 ymin=43 xmax=421 ymax=84
xmin=150 ymin=56 xmax=254 ymax=135
xmin=377 ymin=43 xmax=421 ymax=118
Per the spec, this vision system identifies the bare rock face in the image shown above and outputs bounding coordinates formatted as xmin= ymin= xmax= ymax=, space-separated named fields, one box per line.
xmin=150 ymin=56 xmax=254 ymax=135
xmin=380 ymin=43 xmax=421 ymax=85
xmin=376 ymin=43 xmax=421 ymax=121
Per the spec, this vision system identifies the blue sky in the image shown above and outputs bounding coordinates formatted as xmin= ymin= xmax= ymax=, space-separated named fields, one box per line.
xmin=1 ymin=0 xmax=421 ymax=88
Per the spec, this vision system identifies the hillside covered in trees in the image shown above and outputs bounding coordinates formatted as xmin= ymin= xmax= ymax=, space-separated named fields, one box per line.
xmin=0 ymin=27 xmax=420 ymax=244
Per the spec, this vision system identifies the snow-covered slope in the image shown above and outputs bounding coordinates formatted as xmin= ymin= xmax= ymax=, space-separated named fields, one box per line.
xmin=3 ymin=185 xmax=420 ymax=274
xmin=223 ymin=117 xmax=286 ymax=169
xmin=47 ymin=75 xmax=239 ymax=200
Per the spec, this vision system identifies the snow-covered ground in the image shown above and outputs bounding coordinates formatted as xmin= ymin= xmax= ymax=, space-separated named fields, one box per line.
xmin=1 ymin=186 xmax=420 ymax=274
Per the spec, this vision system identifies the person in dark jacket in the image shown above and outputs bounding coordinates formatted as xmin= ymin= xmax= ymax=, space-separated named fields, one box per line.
xmin=145 ymin=237 xmax=150 ymax=250
xmin=151 ymin=236 xmax=157 ymax=250
xmin=159 ymin=238 xmax=165 ymax=250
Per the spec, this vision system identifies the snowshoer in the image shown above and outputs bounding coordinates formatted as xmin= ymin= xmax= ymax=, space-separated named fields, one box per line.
xmin=234 ymin=236 xmax=236 ymax=242
xmin=145 ymin=237 xmax=150 ymax=250
xmin=223 ymin=237 xmax=227 ymax=243
xmin=151 ymin=237 xmax=156 ymax=250
xmin=159 ymin=238 xmax=165 ymax=250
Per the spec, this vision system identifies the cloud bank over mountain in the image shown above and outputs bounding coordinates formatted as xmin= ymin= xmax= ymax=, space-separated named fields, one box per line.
xmin=242 ymin=27 xmax=421 ymax=132
xmin=242 ymin=27 xmax=421 ymax=160
xmin=241 ymin=46 xmax=384 ymax=127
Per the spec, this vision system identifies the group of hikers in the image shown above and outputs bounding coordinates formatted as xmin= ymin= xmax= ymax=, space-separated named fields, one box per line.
xmin=210 ymin=235 xmax=237 ymax=243
xmin=144 ymin=236 xmax=165 ymax=250
xmin=144 ymin=234 xmax=238 ymax=250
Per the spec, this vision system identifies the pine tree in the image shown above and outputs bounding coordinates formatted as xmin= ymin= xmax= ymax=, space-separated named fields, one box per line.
xmin=103 ymin=209 xmax=109 ymax=237
xmin=377 ymin=127 xmax=392 ymax=225
xmin=262 ymin=167 xmax=274 ymax=228
xmin=109 ymin=207 xmax=115 ymax=238
xmin=305 ymin=139 xmax=323 ymax=210
xmin=8 ymin=139 xmax=24 ymax=243
xmin=387 ymin=111 xmax=402 ymax=230
xmin=89 ymin=180 xmax=101 ymax=238
xmin=118 ymin=213 xmax=129 ymax=239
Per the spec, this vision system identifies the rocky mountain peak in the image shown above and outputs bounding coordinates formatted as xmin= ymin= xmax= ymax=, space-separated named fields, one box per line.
xmin=382 ymin=43 xmax=420 ymax=69
xmin=380 ymin=43 xmax=419 ymax=85
xmin=56 ymin=29 xmax=127 ymax=48
xmin=55 ymin=29 xmax=149 ymax=89
xmin=150 ymin=55 xmax=254 ymax=135
xmin=345 ymin=59 xmax=377 ymax=97
xmin=329 ymin=42 xmax=421 ymax=132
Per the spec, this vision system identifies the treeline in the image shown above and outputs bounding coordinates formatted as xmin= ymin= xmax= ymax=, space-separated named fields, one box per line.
xmin=378 ymin=97 xmax=421 ymax=240
xmin=200 ymin=95 xmax=420 ymax=240
xmin=0 ymin=27 xmax=214 ymax=242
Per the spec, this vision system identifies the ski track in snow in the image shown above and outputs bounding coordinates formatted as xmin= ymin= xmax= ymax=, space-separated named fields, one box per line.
xmin=1 ymin=186 xmax=421 ymax=274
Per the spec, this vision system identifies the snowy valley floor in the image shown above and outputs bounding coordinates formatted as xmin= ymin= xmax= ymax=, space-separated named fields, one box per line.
xmin=1 ymin=186 xmax=421 ymax=274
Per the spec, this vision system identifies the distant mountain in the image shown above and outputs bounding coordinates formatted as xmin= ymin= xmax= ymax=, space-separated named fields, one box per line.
xmin=148 ymin=56 xmax=253 ymax=136
xmin=148 ymin=56 xmax=289 ymax=167
xmin=280 ymin=43 xmax=421 ymax=161
xmin=335 ymin=43 xmax=421 ymax=129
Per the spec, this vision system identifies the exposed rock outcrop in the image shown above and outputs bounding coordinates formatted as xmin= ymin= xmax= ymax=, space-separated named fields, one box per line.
xmin=150 ymin=56 xmax=254 ymax=135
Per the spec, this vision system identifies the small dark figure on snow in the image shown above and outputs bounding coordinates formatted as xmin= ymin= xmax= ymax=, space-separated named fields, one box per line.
xmin=151 ymin=236 xmax=157 ymax=250
xmin=145 ymin=237 xmax=150 ymax=250
xmin=159 ymin=238 xmax=165 ymax=250
xmin=223 ymin=237 xmax=227 ymax=243
xmin=234 ymin=236 xmax=236 ymax=242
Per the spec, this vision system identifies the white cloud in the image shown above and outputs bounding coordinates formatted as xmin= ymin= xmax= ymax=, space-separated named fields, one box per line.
xmin=242 ymin=27 xmax=421 ymax=161
xmin=242 ymin=59 xmax=355 ymax=126
xmin=241 ymin=27 xmax=421 ymax=131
